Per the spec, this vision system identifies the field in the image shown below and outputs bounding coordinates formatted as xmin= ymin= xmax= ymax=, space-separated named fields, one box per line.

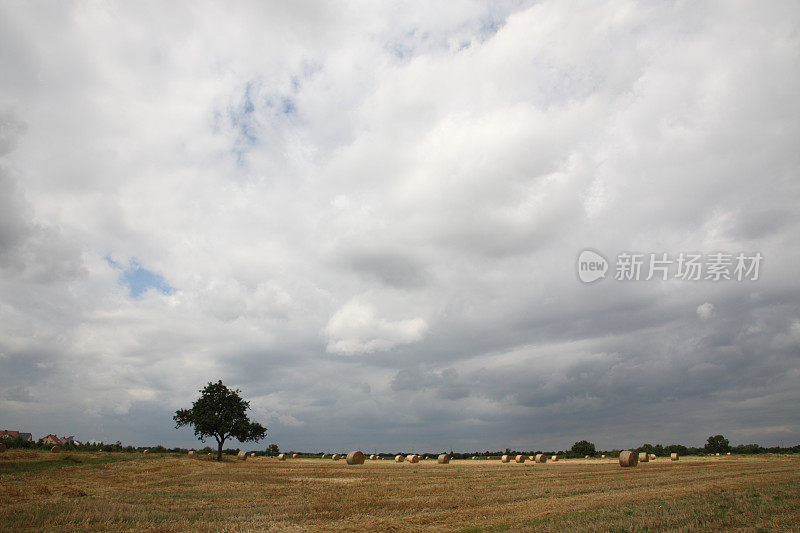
xmin=1 ymin=451 xmax=799 ymax=532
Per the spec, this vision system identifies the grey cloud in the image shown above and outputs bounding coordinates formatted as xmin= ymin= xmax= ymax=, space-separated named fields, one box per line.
xmin=0 ymin=1 xmax=798 ymax=453
xmin=339 ymin=247 xmax=428 ymax=288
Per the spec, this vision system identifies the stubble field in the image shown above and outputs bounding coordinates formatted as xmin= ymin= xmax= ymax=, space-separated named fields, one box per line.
xmin=1 ymin=451 xmax=798 ymax=532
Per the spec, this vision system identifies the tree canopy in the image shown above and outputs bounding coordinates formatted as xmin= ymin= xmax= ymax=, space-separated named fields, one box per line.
xmin=704 ymin=434 xmax=730 ymax=454
xmin=174 ymin=380 xmax=266 ymax=461
xmin=571 ymin=440 xmax=596 ymax=457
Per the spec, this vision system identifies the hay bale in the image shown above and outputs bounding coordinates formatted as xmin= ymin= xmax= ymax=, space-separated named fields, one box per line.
xmin=321 ymin=454 xmax=328 ymax=459
xmin=332 ymin=454 xmax=341 ymax=460
xmin=649 ymin=454 xmax=656 ymax=460
xmin=551 ymin=455 xmax=559 ymax=462
xmin=619 ymin=451 xmax=638 ymax=467
xmin=501 ymin=455 xmax=510 ymax=463
xmin=250 ymin=452 xmax=256 ymax=458
xmin=406 ymin=455 xmax=419 ymax=463
xmin=142 ymin=449 xmax=150 ymax=454
xmin=237 ymin=451 xmax=247 ymax=461
xmin=535 ymin=454 xmax=547 ymax=463
xmin=585 ymin=455 xmax=590 ymax=459
xmin=601 ymin=454 xmax=606 ymax=459
xmin=292 ymin=453 xmax=299 ymax=459
xmin=395 ymin=455 xmax=403 ymax=463
xmin=437 ymin=454 xmax=450 ymax=464
xmin=277 ymin=453 xmax=286 ymax=461
xmin=715 ymin=453 xmax=720 ymax=456
xmin=529 ymin=455 xmax=535 ymax=461
xmin=188 ymin=451 xmax=194 ymax=456
xmin=51 ymin=446 xmax=61 ymax=453
xmin=472 ymin=456 xmax=478 ymax=460
xmin=515 ymin=454 xmax=525 ymax=463
xmin=726 ymin=452 xmax=731 ymax=456
xmin=368 ymin=454 xmax=376 ymax=460
xmin=670 ymin=453 xmax=679 ymax=461
xmin=346 ymin=451 xmax=365 ymax=465
xmin=638 ymin=452 xmax=649 ymax=462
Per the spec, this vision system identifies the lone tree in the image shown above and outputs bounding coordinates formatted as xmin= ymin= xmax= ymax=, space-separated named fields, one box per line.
xmin=174 ymin=380 xmax=267 ymax=461
xmin=704 ymin=434 xmax=730 ymax=454
xmin=571 ymin=440 xmax=596 ymax=457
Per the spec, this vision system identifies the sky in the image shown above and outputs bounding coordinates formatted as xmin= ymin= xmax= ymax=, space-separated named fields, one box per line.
xmin=1 ymin=0 xmax=799 ymax=453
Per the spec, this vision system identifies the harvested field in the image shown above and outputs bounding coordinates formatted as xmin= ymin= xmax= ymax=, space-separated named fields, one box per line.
xmin=0 ymin=451 xmax=798 ymax=531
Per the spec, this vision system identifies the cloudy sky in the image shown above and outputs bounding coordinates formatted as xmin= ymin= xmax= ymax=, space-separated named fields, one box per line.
xmin=1 ymin=1 xmax=799 ymax=453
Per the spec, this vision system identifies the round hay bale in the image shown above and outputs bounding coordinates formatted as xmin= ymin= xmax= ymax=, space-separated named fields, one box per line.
xmin=142 ymin=449 xmax=150 ymax=454
xmin=585 ymin=455 xmax=590 ymax=459
xmin=332 ymin=454 xmax=341 ymax=460
xmin=501 ymin=455 xmax=510 ymax=463
xmin=649 ymin=454 xmax=656 ymax=460
xmin=346 ymin=451 xmax=365 ymax=465
xmin=471 ymin=456 xmax=478 ymax=460
xmin=529 ymin=455 xmax=535 ymax=461
xmin=551 ymin=455 xmax=559 ymax=462
xmin=601 ymin=454 xmax=606 ymax=459
xmin=292 ymin=453 xmax=299 ymax=459
xmin=619 ymin=451 xmax=638 ymax=467
xmin=515 ymin=455 xmax=525 ymax=463
xmin=51 ymin=446 xmax=61 ymax=453
xmin=726 ymin=452 xmax=731 ymax=455
xmin=321 ymin=454 xmax=328 ymax=459
xmin=250 ymin=452 xmax=256 ymax=458
xmin=406 ymin=454 xmax=419 ymax=463
xmin=395 ymin=455 xmax=404 ymax=463
xmin=438 ymin=454 xmax=450 ymax=464
xmin=237 ymin=451 xmax=247 ymax=461
xmin=638 ymin=452 xmax=649 ymax=462
xmin=670 ymin=453 xmax=679 ymax=461
xmin=535 ymin=454 xmax=547 ymax=463
xmin=277 ymin=453 xmax=286 ymax=461
xmin=187 ymin=451 xmax=194 ymax=456
xmin=0 ymin=443 xmax=6 ymax=453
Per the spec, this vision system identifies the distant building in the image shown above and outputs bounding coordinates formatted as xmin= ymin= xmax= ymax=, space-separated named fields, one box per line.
xmin=0 ymin=430 xmax=33 ymax=441
xmin=41 ymin=434 xmax=63 ymax=446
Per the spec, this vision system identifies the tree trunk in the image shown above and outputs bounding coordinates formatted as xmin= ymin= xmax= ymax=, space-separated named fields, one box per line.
xmin=217 ymin=439 xmax=224 ymax=461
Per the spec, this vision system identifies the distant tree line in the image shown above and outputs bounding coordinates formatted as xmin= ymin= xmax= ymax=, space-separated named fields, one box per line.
xmin=2 ymin=434 xmax=798 ymax=457
xmin=0 ymin=436 xmax=282 ymax=456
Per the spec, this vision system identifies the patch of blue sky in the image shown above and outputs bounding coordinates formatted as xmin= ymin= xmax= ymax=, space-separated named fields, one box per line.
xmin=106 ymin=257 xmax=174 ymax=298
xmin=229 ymin=81 xmax=259 ymax=163
xmin=227 ymin=80 xmax=302 ymax=164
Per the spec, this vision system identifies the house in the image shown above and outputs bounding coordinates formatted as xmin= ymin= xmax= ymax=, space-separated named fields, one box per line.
xmin=0 ymin=430 xmax=32 ymax=441
xmin=42 ymin=434 xmax=63 ymax=446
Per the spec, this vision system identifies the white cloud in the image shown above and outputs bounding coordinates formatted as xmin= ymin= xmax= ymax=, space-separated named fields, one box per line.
xmin=0 ymin=0 xmax=799 ymax=450
xmin=697 ymin=302 xmax=715 ymax=320
xmin=324 ymin=298 xmax=428 ymax=355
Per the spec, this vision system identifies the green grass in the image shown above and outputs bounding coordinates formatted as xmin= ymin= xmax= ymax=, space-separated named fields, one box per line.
xmin=457 ymin=481 xmax=800 ymax=532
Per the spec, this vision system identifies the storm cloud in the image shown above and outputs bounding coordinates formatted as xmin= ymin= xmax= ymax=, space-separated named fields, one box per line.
xmin=1 ymin=0 xmax=799 ymax=453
